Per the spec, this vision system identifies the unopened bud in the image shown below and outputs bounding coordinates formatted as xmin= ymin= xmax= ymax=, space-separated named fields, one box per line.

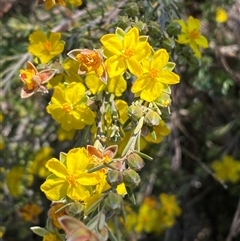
xmin=144 ymin=110 xmax=161 ymax=126
xmin=127 ymin=153 xmax=145 ymax=171
xmin=123 ymin=169 xmax=141 ymax=189
xmin=167 ymin=22 xmax=181 ymax=36
xmin=128 ymin=105 xmax=143 ymax=121
xmin=162 ymin=38 xmax=175 ymax=51
xmin=106 ymin=169 xmax=123 ymax=187
xmin=104 ymin=192 xmax=122 ymax=213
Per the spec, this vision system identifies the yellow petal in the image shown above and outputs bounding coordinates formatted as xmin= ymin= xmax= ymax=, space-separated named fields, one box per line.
xmin=131 ymin=76 xmax=149 ymax=93
xmin=77 ymin=173 xmax=100 ymax=186
xmin=49 ymin=32 xmax=61 ymax=44
xmin=140 ymin=81 xmax=164 ymax=102
xmin=195 ymin=35 xmax=209 ymax=48
xmin=158 ymin=70 xmax=180 ymax=84
xmin=176 ymin=34 xmax=190 ymax=44
xmin=123 ymin=27 xmax=139 ymax=49
xmin=29 ymin=30 xmax=47 ymax=44
xmin=46 ymin=158 xmax=68 ymax=178
xmin=105 ymin=56 xmax=126 ymax=78
xmin=100 ymin=34 xmax=122 ymax=56
xmin=107 ymin=75 xmax=127 ymax=96
xmin=190 ymin=41 xmax=201 ymax=58
xmin=126 ymin=57 xmax=143 ymax=77
xmin=65 ymin=82 xmax=86 ymax=104
xmin=66 ymin=148 xmax=90 ymax=172
xmin=187 ymin=16 xmax=200 ymax=32
xmin=40 ymin=176 xmax=68 ymax=201
xmin=174 ymin=19 xmax=187 ymax=33
xmin=151 ymin=49 xmax=169 ymax=70
xmin=67 ymin=185 xmax=90 ymax=201
xmin=85 ymin=73 xmax=106 ymax=94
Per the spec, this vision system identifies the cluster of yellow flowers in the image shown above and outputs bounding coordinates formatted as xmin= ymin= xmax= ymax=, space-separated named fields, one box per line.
xmin=15 ymin=10 xmax=210 ymax=240
xmin=125 ymin=193 xmax=181 ymax=234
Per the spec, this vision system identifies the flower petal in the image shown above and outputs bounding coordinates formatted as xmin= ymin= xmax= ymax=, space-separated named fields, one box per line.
xmin=151 ymin=49 xmax=169 ymax=70
xmin=123 ymin=27 xmax=139 ymax=49
xmin=67 ymin=184 xmax=90 ymax=201
xmin=195 ymin=35 xmax=209 ymax=48
xmin=105 ymin=56 xmax=126 ymax=78
xmin=29 ymin=30 xmax=47 ymax=44
xmin=100 ymin=34 xmax=122 ymax=56
xmin=46 ymin=158 xmax=68 ymax=178
xmin=126 ymin=57 xmax=143 ymax=77
xmin=77 ymin=173 xmax=100 ymax=186
xmin=158 ymin=70 xmax=180 ymax=84
xmin=187 ymin=16 xmax=200 ymax=32
xmin=190 ymin=41 xmax=201 ymax=58
xmin=66 ymin=148 xmax=90 ymax=173
xmin=140 ymin=80 xmax=164 ymax=102
xmin=131 ymin=75 xmax=149 ymax=93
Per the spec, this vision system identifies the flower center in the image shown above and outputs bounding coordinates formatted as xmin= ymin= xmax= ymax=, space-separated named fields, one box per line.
xmin=43 ymin=41 xmax=52 ymax=52
xmin=62 ymin=103 xmax=72 ymax=112
xmin=148 ymin=68 xmax=159 ymax=78
xmin=19 ymin=69 xmax=36 ymax=90
xmin=123 ymin=47 xmax=134 ymax=58
xmin=189 ymin=29 xmax=200 ymax=40
xmin=66 ymin=174 xmax=77 ymax=186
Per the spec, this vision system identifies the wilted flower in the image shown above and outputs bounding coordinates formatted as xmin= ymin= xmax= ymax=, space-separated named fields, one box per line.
xmin=38 ymin=0 xmax=66 ymax=10
xmin=19 ymin=61 xmax=56 ymax=98
xmin=67 ymin=49 xmax=107 ymax=84
xmin=19 ymin=203 xmax=42 ymax=223
xmin=58 ymin=215 xmax=101 ymax=241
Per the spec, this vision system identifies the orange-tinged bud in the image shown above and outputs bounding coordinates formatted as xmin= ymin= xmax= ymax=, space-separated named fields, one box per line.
xmin=106 ymin=169 xmax=123 ymax=187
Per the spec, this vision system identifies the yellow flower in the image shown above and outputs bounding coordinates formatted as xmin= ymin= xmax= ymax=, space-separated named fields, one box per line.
xmin=0 ymin=226 xmax=6 ymax=239
xmin=38 ymin=0 xmax=66 ymax=10
xmin=6 ymin=166 xmax=24 ymax=198
xmin=175 ymin=16 xmax=208 ymax=58
xmin=68 ymin=0 xmax=82 ymax=7
xmin=46 ymin=82 xmax=96 ymax=131
xmin=28 ymin=30 xmax=65 ymax=64
xmin=216 ymin=7 xmax=228 ymax=23
xmin=40 ymin=148 xmax=100 ymax=201
xmin=159 ymin=193 xmax=182 ymax=217
xmin=43 ymin=233 xmax=62 ymax=241
xmin=28 ymin=147 xmax=53 ymax=178
xmin=19 ymin=61 xmax=56 ymax=98
xmin=100 ymin=27 xmax=151 ymax=77
xmin=212 ymin=155 xmax=240 ymax=183
xmin=131 ymin=49 xmax=180 ymax=102
xmin=19 ymin=203 xmax=42 ymax=222
xmin=85 ymin=72 xmax=127 ymax=96
xmin=67 ymin=49 xmax=107 ymax=84
xmin=144 ymin=120 xmax=170 ymax=143
xmin=57 ymin=127 xmax=76 ymax=141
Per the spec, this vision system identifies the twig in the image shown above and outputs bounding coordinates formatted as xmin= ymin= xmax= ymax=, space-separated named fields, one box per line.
xmin=182 ymin=146 xmax=228 ymax=189
xmin=226 ymin=198 xmax=240 ymax=241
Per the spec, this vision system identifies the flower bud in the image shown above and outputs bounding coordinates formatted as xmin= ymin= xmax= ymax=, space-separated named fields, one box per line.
xmin=106 ymin=169 xmax=123 ymax=187
xmin=144 ymin=110 xmax=161 ymax=126
xmin=123 ymin=169 xmax=141 ymax=189
xmin=127 ymin=153 xmax=145 ymax=171
xmin=167 ymin=22 xmax=181 ymax=36
xmin=128 ymin=105 xmax=143 ymax=121
xmin=123 ymin=2 xmax=139 ymax=16
xmin=68 ymin=202 xmax=84 ymax=216
xmin=104 ymin=192 xmax=122 ymax=213
xmin=162 ymin=38 xmax=175 ymax=51
xmin=148 ymin=21 xmax=163 ymax=37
